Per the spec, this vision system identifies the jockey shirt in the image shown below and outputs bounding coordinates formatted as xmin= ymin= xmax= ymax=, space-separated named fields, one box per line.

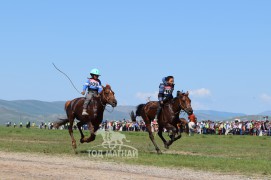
xmin=158 ymin=77 xmax=174 ymax=101
xmin=83 ymin=78 xmax=103 ymax=93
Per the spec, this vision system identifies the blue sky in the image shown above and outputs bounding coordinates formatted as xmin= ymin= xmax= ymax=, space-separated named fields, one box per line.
xmin=0 ymin=0 xmax=270 ymax=114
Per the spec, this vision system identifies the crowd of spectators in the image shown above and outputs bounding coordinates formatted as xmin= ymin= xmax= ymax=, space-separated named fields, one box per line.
xmin=195 ymin=119 xmax=271 ymax=136
xmin=5 ymin=118 xmax=271 ymax=136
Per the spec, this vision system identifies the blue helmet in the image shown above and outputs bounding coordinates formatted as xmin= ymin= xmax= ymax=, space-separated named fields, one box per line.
xmin=90 ymin=68 xmax=101 ymax=76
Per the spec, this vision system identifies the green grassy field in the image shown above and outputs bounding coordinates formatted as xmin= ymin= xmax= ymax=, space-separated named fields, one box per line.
xmin=0 ymin=126 xmax=271 ymax=176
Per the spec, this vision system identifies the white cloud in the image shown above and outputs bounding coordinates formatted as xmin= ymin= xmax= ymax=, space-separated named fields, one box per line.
xmin=260 ymin=93 xmax=271 ymax=103
xmin=189 ymin=88 xmax=211 ymax=98
xmin=136 ymin=91 xmax=158 ymax=102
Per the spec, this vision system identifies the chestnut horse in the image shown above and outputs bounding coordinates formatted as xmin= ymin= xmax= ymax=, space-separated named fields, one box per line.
xmin=130 ymin=91 xmax=193 ymax=154
xmin=54 ymin=85 xmax=117 ymax=150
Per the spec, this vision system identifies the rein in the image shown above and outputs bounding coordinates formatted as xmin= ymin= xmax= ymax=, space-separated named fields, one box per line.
xmin=177 ymin=95 xmax=191 ymax=115
xmin=172 ymin=97 xmax=185 ymax=114
xmin=179 ymin=110 xmax=186 ymax=117
xmin=170 ymin=95 xmax=190 ymax=116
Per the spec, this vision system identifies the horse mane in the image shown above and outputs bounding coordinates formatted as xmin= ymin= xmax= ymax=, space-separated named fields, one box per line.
xmin=176 ymin=90 xmax=189 ymax=97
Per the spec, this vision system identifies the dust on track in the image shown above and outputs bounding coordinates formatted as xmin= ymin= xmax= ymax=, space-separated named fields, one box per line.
xmin=0 ymin=151 xmax=267 ymax=180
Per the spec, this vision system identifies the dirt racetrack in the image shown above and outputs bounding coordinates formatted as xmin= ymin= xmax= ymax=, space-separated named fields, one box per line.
xmin=0 ymin=151 xmax=267 ymax=180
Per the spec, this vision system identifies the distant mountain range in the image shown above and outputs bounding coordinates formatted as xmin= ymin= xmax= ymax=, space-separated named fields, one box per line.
xmin=0 ymin=99 xmax=270 ymax=124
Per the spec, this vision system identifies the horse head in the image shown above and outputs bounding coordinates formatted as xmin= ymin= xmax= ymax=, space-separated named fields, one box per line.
xmin=100 ymin=84 xmax=117 ymax=107
xmin=176 ymin=91 xmax=193 ymax=115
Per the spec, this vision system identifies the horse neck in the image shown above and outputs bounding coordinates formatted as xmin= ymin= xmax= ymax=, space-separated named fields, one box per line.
xmin=99 ymin=93 xmax=107 ymax=107
xmin=171 ymin=97 xmax=182 ymax=113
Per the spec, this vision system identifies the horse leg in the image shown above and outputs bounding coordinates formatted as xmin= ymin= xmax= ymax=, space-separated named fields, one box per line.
xmin=77 ymin=121 xmax=85 ymax=143
xmin=68 ymin=116 xmax=77 ymax=150
xmin=165 ymin=124 xmax=177 ymax=147
xmin=94 ymin=125 xmax=100 ymax=132
xmin=173 ymin=132 xmax=182 ymax=142
xmin=157 ymin=126 xmax=168 ymax=149
xmin=173 ymin=124 xmax=182 ymax=141
xmin=84 ymin=121 xmax=96 ymax=143
xmin=146 ymin=123 xmax=162 ymax=154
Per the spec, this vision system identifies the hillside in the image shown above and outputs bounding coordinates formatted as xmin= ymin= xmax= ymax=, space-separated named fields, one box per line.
xmin=193 ymin=110 xmax=246 ymax=121
xmin=0 ymin=100 xmax=136 ymax=124
xmin=258 ymin=110 xmax=271 ymax=116
xmin=0 ymin=99 xmax=64 ymax=115
xmin=224 ymin=115 xmax=269 ymax=122
xmin=0 ymin=99 xmax=270 ymax=124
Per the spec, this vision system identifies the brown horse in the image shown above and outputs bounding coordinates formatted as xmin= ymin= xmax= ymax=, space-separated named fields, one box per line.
xmin=130 ymin=91 xmax=193 ymax=154
xmin=54 ymin=84 xmax=117 ymax=150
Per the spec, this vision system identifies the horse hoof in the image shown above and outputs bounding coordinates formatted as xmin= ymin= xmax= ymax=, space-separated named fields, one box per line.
xmin=80 ymin=139 xmax=85 ymax=143
xmin=157 ymin=150 xmax=162 ymax=154
xmin=72 ymin=142 xmax=77 ymax=149
xmin=164 ymin=142 xmax=170 ymax=149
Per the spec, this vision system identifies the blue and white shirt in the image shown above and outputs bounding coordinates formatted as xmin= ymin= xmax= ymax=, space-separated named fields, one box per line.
xmin=83 ymin=78 xmax=103 ymax=93
xmin=158 ymin=77 xmax=174 ymax=101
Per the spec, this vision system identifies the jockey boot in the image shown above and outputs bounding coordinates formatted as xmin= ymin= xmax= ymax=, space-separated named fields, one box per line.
xmin=82 ymin=109 xmax=89 ymax=116
xmin=154 ymin=105 xmax=161 ymax=121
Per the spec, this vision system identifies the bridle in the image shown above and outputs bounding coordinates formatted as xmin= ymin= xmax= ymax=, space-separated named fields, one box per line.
xmin=99 ymin=88 xmax=115 ymax=113
xmin=177 ymin=94 xmax=191 ymax=115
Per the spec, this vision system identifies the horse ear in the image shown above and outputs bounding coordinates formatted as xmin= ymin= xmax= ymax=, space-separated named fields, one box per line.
xmin=186 ymin=91 xmax=189 ymax=95
xmin=105 ymin=84 xmax=111 ymax=89
xmin=176 ymin=91 xmax=181 ymax=97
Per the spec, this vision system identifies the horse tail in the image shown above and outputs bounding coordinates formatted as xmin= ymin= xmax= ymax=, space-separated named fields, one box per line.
xmin=130 ymin=111 xmax=137 ymax=122
xmin=53 ymin=118 xmax=69 ymax=129
xmin=136 ymin=104 xmax=145 ymax=116
xmin=53 ymin=100 xmax=72 ymax=128
xmin=130 ymin=104 xmax=145 ymax=122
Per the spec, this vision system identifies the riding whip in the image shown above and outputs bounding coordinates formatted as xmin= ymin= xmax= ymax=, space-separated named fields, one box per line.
xmin=52 ymin=62 xmax=81 ymax=94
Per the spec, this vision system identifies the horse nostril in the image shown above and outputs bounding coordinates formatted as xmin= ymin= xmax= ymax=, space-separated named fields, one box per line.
xmin=112 ymin=101 xmax=117 ymax=107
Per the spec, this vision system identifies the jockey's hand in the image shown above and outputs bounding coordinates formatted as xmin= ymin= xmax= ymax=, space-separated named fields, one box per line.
xmin=159 ymin=101 xmax=164 ymax=106
xmin=81 ymin=91 xmax=85 ymax=95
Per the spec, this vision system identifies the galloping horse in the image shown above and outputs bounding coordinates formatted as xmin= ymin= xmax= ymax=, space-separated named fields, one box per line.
xmin=130 ymin=91 xmax=193 ymax=154
xmin=54 ymin=84 xmax=117 ymax=150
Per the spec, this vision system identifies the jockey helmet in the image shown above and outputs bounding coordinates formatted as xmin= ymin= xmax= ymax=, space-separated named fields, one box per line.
xmin=90 ymin=68 xmax=101 ymax=76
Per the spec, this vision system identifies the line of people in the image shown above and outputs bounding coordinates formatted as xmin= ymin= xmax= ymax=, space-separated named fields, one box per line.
xmin=195 ymin=120 xmax=271 ymax=136
xmin=5 ymin=119 xmax=271 ymax=137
